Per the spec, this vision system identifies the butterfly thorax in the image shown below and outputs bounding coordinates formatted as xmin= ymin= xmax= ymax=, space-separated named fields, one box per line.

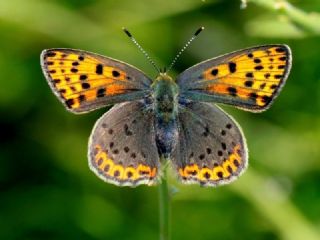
xmin=152 ymin=73 xmax=179 ymax=122
xmin=152 ymin=73 xmax=179 ymax=158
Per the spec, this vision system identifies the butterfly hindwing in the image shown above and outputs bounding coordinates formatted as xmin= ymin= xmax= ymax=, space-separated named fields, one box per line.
xmin=177 ymin=45 xmax=292 ymax=112
xmin=41 ymin=49 xmax=152 ymax=113
xmin=172 ymin=101 xmax=247 ymax=186
xmin=88 ymin=100 xmax=160 ymax=186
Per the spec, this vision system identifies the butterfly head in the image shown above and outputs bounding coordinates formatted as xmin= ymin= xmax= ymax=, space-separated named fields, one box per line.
xmin=152 ymin=72 xmax=178 ymax=96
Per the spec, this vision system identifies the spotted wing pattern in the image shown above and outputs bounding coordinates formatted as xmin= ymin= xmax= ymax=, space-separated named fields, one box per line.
xmin=178 ymin=45 xmax=292 ymax=112
xmin=172 ymin=101 xmax=247 ymax=186
xmin=41 ymin=49 xmax=152 ymax=113
xmin=88 ymin=100 xmax=160 ymax=187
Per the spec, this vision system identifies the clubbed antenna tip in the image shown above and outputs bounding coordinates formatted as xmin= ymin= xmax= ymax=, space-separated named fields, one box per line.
xmin=122 ymin=27 xmax=132 ymax=37
xmin=195 ymin=26 xmax=205 ymax=36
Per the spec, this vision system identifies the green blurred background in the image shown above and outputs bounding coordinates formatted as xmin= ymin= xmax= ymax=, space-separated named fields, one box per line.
xmin=1 ymin=0 xmax=320 ymax=239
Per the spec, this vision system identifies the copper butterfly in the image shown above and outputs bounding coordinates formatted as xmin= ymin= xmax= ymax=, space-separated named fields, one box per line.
xmin=40 ymin=27 xmax=292 ymax=187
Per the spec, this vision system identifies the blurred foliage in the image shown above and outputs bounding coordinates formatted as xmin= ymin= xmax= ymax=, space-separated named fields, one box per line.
xmin=0 ymin=0 xmax=320 ymax=239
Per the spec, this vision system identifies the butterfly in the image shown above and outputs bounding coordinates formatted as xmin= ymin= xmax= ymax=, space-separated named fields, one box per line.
xmin=40 ymin=27 xmax=292 ymax=187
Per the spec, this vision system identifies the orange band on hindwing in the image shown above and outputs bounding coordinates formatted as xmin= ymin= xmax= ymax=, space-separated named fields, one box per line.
xmin=178 ymin=145 xmax=244 ymax=186
xmin=91 ymin=144 xmax=157 ymax=186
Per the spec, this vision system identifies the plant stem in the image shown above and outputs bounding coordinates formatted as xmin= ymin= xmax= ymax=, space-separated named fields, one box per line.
xmin=247 ymin=0 xmax=320 ymax=34
xmin=159 ymin=165 xmax=171 ymax=240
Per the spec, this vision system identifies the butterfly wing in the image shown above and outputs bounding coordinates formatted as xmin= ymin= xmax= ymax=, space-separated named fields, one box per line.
xmin=172 ymin=101 xmax=247 ymax=186
xmin=88 ymin=100 xmax=160 ymax=187
xmin=177 ymin=45 xmax=292 ymax=112
xmin=41 ymin=49 xmax=152 ymax=113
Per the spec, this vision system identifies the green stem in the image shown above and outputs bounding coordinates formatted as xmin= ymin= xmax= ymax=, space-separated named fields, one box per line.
xmin=247 ymin=0 xmax=320 ymax=34
xmin=159 ymin=165 xmax=171 ymax=240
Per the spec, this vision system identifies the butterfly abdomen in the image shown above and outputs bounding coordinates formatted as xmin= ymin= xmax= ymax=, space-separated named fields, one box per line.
xmin=155 ymin=118 xmax=178 ymax=158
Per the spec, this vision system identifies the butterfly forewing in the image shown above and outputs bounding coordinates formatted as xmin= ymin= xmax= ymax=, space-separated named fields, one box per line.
xmin=177 ymin=45 xmax=291 ymax=112
xmin=41 ymin=49 xmax=152 ymax=113
xmin=172 ymin=101 xmax=247 ymax=186
xmin=88 ymin=100 xmax=160 ymax=186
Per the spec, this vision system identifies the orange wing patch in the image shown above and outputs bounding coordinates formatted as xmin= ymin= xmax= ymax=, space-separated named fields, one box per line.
xmin=90 ymin=144 xmax=158 ymax=186
xmin=192 ymin=45 xmax=291 ymax=111
xmin=178 ymin=145 xmax=244 ymax=186
xmin=41 ymin=49 xmax=143 ymax=113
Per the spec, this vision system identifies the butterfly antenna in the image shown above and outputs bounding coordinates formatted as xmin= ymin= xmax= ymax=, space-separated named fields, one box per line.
xmin=123 ymin=27 xmax=160 ymax=74
xmin=166 ymin=26 xmax=204 ymax=74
